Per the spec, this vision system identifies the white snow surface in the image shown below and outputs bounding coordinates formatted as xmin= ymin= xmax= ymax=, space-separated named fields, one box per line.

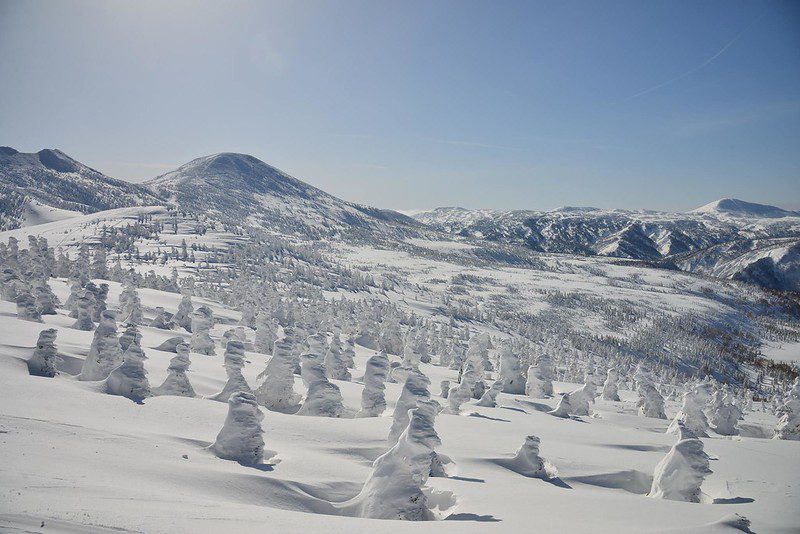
xmin=1 ymin=279 xmax=798 ymax=533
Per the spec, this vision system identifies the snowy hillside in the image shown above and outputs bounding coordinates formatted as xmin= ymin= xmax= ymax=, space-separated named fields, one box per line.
xmin=1 ymin=162 xmax=799 ymax=533
xmin=411 ymin=202 xmax=800 ymax=291
xmin=0 ymin=147 xmax=161 ymax=230
xmin=145 ymin=153 xmax=419 ymax=237
xmin=1 ymin=205 xmax=799 ymax=532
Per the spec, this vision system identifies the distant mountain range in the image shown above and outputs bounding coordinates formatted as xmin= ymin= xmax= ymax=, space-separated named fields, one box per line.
xmin=1 ymin=146 xmax=798 ymax=291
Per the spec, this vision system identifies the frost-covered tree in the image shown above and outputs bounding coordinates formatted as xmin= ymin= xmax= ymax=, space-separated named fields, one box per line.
xmin=447 ymin=361 xmax=479 ymax=415
xmin=569 ymin=384 xmax=591 ymax=415
xmin=525 ymin=354 xmax=554 ymax=398
xmin=105 ymin=332 xmax=151 ymax=402
xmin=16 ymin=291 xmax=41 ymax=322
xmin=297 ymin=333 xmax=345 ymax=417
xmin=153 ymin=341 xmax=195 ymax=397
xmin=668 ymin=392 xmax=709 ymax=437
xmin=638 ymin=382 xmax=667 ymax=419
xmin=28 ymin=328 xmax=59 ymax=377
xmin=505 ymin=435 xmax=547 ymax=478
xmin=190 ymin=306 xmax=216 ymax=356
xmin=173 ymin=291 xmax=194 ymax=332
xmin=325 ymin=334 xmax=351 ymax=381
xmin=440 ymin=379 xmax=450 ymax=399
xmin=601 ymin=368 xmax=621 ymax=401
xmin=498 ymin=340 xmax=525 ymax=394
xmin=648 ymin=429 xmax=712 ymax=503
xmin=211 ymin=391 xmax=265 ymax=466
xmin=33 ymin=282 xmax=58 ymax=315
xmin=71 ymin=290 xmax=95 ymax=331
xmin=343 ymin=334 xmax=357 ymax=370
xmin=89 ymin=282 xmax=108 ymax=322
xmin=119 ymin=282 xmax=143 ymax=325
xmin=150 ymin=307 xmax=174 ymax=330
xmin=254 ymin=311 xmax=276 ymax=354
xmin=357 ymin=351 xmax=390 ymax=417
xmin=390 ymin=369 xmax=432 ymax=444
xmin=708 ymin=389 xmax=741 ymax=436
xmin=208 ymin=340 xmax=251 ymax=402
xmin=774 ymin=378 xmax=800 ymax=441
xmin=79 ymin=311 xmax=123 ymax=381
xmin=549 ymin=393 xmax=572 ymax=418
xmin=476 ymin=379 xmax=504 ymax=407
xmin=64 ymin=279 xmax=82 ymax=314
xmin=255 ymin=330 xmax=301 ymax=413
xmin=348 ymin=399 xmax=441 ymax=520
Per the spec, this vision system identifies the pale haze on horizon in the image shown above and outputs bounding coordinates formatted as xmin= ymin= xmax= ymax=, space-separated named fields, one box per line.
xmin=1 ymin=0 xmax=798 ymax=212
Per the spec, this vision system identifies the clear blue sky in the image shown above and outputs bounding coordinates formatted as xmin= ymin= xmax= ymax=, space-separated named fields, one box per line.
xmin=1 ymin=0 xmax=798 ymax=211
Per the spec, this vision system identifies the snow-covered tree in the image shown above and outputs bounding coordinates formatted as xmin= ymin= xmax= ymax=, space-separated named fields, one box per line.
xmin=297 ymin=333 xmax=345 ymax=417
xmin=173 ymin=291 xmax=194 ymax=332
xmin=447 ymin=361 xmax=479 ymax=415
xmin=347 ymin=399 xmax=441 ymax=520
xmin=119 ymin=282 xmax=143 ymax=325
xmin=357 ymin=351 xmax=390 ymax=417
xmin=549 ymin=393 xmax=572 ymax=418
xmin=153 ymin=341 xmax=195 ymax=397
xmin=389 ymin=369 xmax=432 ymax=444
xmin=79 ymin=311 xmax=123 ymax=381
xmin=211 ymin=391 xmax=265 ymax=466
xmin=440 ymin=380 xmax=450 ymax=399
xmin=71 ymin=290 xmax=95 ymax=331
xmin=343 ymin=334 xmax=357 ymax=369
xmin=476 ymin=380 xmax=504 ymax=407
xmin=254 ymin=311 xmax=276 ymax=354
xmin=325 ymin=334 xmax=351 ymax=381
xmin=525 ymin=354 xmax=554 ymax=398
xmin=150 ymin=307 xmax=174 ymax=329
xmin=601 ymin=368 xmax=621 ymax=401
xmin=498 ymin=340 xmax=525 ymax=394
xmin=668 ymin=392 xmax=709 ymax=437
xmin=774 ymin=378 xmax=800 ymax=441
xmin=708 ymin=390 xmax=741 ymax=436
xmin=570 ymin=375 xmax=597 ymax=416
xmin=105 ymin=332 xmax=151 ymax=402
xmin=208 ymin=340 xmax=251 ymax=402
xmin=16 ymin=291 xmax=41 ymax=322
xmin=505 ymin=435 xmax=547 ymax=478
xmin=33 ymin=282 xmax=58 ymax=315
xmin=638 ymin=382 xmax=667 ymax=419
xmin=190 ymin=306 xmax=216 ymax=356
xmin=28 ymin=328 xmax=59 ymax=377
xmin=648 ymin=429 xmax=712 ymax=503
xmin=255 ymin=330 xmax=301 ymax=413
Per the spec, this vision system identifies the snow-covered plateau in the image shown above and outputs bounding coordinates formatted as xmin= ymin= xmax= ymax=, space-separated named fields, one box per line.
xmin=1 ymin=149 xmax=799 ymax=533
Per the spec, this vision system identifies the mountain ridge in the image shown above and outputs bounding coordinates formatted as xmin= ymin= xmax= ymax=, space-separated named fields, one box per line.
xmin=0 ymin=146 xmax=161 ymax=230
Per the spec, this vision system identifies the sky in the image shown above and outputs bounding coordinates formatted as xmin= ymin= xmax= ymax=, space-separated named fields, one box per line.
xmin=1 ymin=0 xmax=799 ymax=212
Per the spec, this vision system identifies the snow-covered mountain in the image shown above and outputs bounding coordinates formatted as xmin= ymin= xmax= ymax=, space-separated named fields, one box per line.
xmin=411 ymin=202 xmax=800 ymax=291
xmin=690 ymin=198 xmax=799 ymax=219
xmin=145 ymin=153 xmax=418 ymax=236
xmin=0 ymin=146 xmax=161 ymax=230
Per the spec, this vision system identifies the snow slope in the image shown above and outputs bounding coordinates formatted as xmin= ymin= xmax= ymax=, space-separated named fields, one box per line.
xmin=1 ymin=281 xmax=797 ymax=533
xmin=0 ymin=146 xmax=160 ymax=230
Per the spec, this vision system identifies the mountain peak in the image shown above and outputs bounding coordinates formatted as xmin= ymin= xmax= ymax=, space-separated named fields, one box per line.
xmin=145 ymin=152 xmax=416 ymax=234
xmin=690 ymin=198 xmax=797 ymax=218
